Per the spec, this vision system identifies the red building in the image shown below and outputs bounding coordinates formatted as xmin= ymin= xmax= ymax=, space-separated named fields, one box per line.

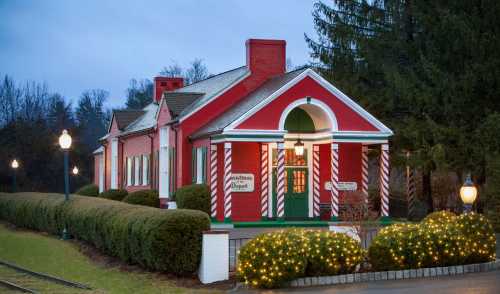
xmin=94 ymin=39 xmax=393 ymax=222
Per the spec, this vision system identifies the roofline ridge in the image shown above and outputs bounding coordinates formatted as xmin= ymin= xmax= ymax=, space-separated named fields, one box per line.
xmin=175 ymin=65 xmax=247 ymax=90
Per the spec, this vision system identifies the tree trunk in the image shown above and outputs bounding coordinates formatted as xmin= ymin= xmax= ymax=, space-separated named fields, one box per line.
xmin=423 ymin=170 xmax=433 ymax=212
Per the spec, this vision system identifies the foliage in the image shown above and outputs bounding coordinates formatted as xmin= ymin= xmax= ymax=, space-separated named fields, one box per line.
xmin=368 ymin=213 xmax=496 ymax=271
xmin=125 ymin=79 xmax=153 ymax=109
xmin=175 ymin=184 xmax=210 ymax=214
xmin=306 ymin=0 xmax=500 ymax=211
xmin=122 ymin=190 xmax=159 ymax=207
xmin=75 ymin=184 xmax=99 ymax=197
xmin=99 ymin=189 xmax=128 ymax=201
xmin=237 ymin=229 xmax=363 ymax=288
xmin=0 ymin=192 xmax=210 ymax=275
xmin=422 ymin=210 xmax=457 ymax=225
xmin=304 ymin=230 xmax=364 ymax=277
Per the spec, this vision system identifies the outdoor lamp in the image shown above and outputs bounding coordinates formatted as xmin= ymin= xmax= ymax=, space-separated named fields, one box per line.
xmin=294 ymin=138 xmax=304 ymax=156
xmin=11 ymin=159 xmax=19 ymax=193
xmin=59 ymin=129 xmax=72 ymax=240
xmin=460 ymin=173 xmax=477 ymax=213
xmin=59 ymin=129 xmax=72 ymax=149
xmin=72 ymin=166 xmax=79 ymax=175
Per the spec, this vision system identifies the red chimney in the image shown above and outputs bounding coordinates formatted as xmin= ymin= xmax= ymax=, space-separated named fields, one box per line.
xmin=246 ymin=39 xmax=286 ymax=78
xmin=153 ymin=77 xmax=184 ymax=102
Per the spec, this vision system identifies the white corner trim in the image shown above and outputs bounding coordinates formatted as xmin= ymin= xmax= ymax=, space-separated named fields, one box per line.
xmin=179 ymin=71 xmax=251 ymax=123
xmin=224 ymin=68 xmax=393 ymax=135
xmin=277 ymin=97 xmax=338 ymax=131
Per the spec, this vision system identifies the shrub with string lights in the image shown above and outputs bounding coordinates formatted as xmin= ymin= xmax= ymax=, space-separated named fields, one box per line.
xmin=369 ymin=212 xmax=496 ymax=271
xmin=422 ymin=210 xmax=457 ymax=225
xmin=237 ymin=229 xmax=364 ymax=288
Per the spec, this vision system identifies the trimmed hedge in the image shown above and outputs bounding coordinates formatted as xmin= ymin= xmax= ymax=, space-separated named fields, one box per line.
xmin=75 ymin=184 xmax=99 ymax=197
xmin=0 ymin=192 xmax=210 ymax=275
xmin=122 ymin=190 xmax=160 ymax=207
xmin=176 ymin=184 xmax=210 ymax=214
xmin=237 ymin=229 xmax=364 ymax=288
xmin=99 ymin=189 xmax=128 ymax=201
xmin=368 ymin=212 xmax=496 ymax=271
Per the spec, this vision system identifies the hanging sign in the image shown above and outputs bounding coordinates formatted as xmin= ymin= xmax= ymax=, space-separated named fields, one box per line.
xmin=232 ymin=173 xmax=254 ymax=192
xmin=324 ymin=181 xmax=357 ymax=191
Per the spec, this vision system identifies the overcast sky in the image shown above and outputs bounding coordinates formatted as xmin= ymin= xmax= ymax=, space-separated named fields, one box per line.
xmin=0 ymin=0 xmax=317 ymax=107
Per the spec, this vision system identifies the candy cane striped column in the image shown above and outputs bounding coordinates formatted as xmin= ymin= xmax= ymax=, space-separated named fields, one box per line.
xmin=379 ymin=144 xmax=390 ymax=217
xmin=361 ymin=146 xmax=369 ymax=205
xmin=276 ymin=143 xmax=285 ymax=220
xmin=313 ymin=145 xmax=321 ymax=218
xmin=210 ymin=144 xmax=218 ymax=220
xmin=330 ymin=143 xmax=339 ymax=221
xmin=406 ymin=151 xmax=416 ymax=219
xmin=223 ymin=142 xmax=232 ymax=222
xmin=260 ymin=144 xmax=269 ymax=219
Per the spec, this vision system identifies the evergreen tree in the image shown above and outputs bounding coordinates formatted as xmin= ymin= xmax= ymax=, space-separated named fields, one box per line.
xmin=125 ymin=79 xmax=153 ymax=109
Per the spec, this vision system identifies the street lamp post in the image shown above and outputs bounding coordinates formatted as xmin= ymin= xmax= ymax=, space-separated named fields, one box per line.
xmin=11 ymin=159 xmax=19 ymax=193
xmin=460 ymin=173 xmax=477 ymax=213
xmin=59 ymin=130 xmax=72 ymax=240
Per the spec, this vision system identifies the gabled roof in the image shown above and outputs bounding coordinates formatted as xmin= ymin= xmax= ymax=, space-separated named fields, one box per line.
xmin=163 ymin=92 xmax=204 ymax=118
xmin=113 ymin=110 xmax=145 ymax=130
xmin=175 ymin=66 xmax=250 ymax=120
xmin=190 ymin=67 xmax=309 ymax=139
xmin=120 ymin=103 xmax=159 ymax=136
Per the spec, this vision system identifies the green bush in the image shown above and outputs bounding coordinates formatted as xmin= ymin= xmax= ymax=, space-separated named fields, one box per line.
xmin=422 ymin=210 xmax=457 ymax=225
xmin=122 ymin=190 xmax=159 ymax=207
xmin=0 ymin=192 xmax=210 ymax=275
xmin=99 ymin=189 xmax=128 ymax=201
xmin=368 ymin=213 xmax=496 ymax=271
xmin=75 ymin=184 xmax=99 ymax=197
xmin=176 ymin=184 xmax=210 ymax=214
xmin=237 ymin=229 xmax=364 ymax=288
xmin=304 ymin=230 xmax=364 ymax=277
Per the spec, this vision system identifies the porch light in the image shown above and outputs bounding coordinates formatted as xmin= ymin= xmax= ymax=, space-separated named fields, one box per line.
xmin=11 ymin=159 xmax=19 ymax=169
xmin=460 ymin=174 xmax=477 ymax=213
xmin=72 ymin=166 xmax=79 ymax=175
xmin=294 ymin=139 xmax=304 ymax=156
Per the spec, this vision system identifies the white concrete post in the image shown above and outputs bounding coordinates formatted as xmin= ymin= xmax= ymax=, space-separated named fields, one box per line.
xmin=198 ymin=230 xmax=229 ymax=284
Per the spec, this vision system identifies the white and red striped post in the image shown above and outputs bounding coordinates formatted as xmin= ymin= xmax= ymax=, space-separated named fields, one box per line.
xmin=260 ymin=144 xmax=269 ymax=220
xmin=223 ymin=142 xmax=232 ymax=222
xmin=210 ymin=144 xmax=218 ymax=221
xmin=312 ymin=145 xmax=321 ymax=219
xmin=330 ymin=143 xmax=339 ymax=221
xmin=361 ymin=145 xmax=369 ymax=206
xmin=276 ymin=142 xmax=285 ymax=220
xmin=379 ymin=143 xmax=390 ymax=219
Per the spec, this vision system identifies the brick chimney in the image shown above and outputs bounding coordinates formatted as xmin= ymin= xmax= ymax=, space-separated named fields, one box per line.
xmin=246 ymin=39 xmax=286 ymax=79
xmin=153 ymin=77 xmax=184 ymax=102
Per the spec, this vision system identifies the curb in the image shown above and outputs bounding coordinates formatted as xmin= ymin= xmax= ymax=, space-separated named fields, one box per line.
xmin=236 ymin=259 xmax=500 ymax=289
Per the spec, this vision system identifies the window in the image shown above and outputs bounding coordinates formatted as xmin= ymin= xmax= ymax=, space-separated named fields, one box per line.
xmin=142 ymin=155 xmax=149 ymax=185
xmin=192 ymin=147 xmax=207 ymax=184
xmin=292 ymin=170 xmax=306 ymax=193
xmin=272 ymin=148 xmax=307 ymax=167
xmin=127 ymin=157 xmax=132 ymax=186
xmin=134 ymin=156 xmax=140 ymax=186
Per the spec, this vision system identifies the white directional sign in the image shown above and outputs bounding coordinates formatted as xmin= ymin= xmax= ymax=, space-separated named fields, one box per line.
xmin=324 ymin=181 xmax=358 ymax=191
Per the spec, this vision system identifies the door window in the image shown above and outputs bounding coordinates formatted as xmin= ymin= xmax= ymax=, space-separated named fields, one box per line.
xmin=292 ymin=170 xmax=306 ymax=193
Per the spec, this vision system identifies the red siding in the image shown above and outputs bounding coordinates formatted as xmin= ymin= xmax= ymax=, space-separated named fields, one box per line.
xmin=236 ymin=77 xmax=379 ymax=132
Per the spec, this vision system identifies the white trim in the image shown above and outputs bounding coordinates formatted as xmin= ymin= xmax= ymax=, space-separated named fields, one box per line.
xmin=142 ymin=155 xmax=149 ymax=185
xmin=211 ymin=137 xmax=284 ymax=144
xmin=126 ymin=157 xmax=132 ymax=186
xmin=98 ymin=154 xmax=104 ymax=193
xmin=134 ymin=156 xmax=140 ymax=186
xmin=179 ymin=71 xmax=251 ymax=123
xmin=196 ymin=148 xmax=203 ymax=184
xmin=110 ymin=139 xmax=118 ymax=189
xmin=224 ymin=68 xmax=393 ymax=134
xmin=159 ymin=126 xmax=170 ymax=198
xmin=223 ymin=129 xmax=287 ymax=136
xmin=224 ymin=142 xmax=232 ymax=149
xmin=277 ymin=98 xmax=338 ymax=131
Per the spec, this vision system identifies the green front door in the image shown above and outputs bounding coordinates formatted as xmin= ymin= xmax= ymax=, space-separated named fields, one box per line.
xmin=272 ymin=167 xmax=309 ymax=219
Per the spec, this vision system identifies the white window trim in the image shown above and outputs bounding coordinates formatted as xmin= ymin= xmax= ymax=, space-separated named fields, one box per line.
xmin=142 ymin=155 xmax=149 ymax=186
xmin=196 ymin=148 xmax=203 ymax=184
xmin=134 ymin=156 xmax=140 ymax=186
xmin=159 ymin=126 xmax=170 ymax=198
xmin=127 ymin=157 xmax=132 ymax=186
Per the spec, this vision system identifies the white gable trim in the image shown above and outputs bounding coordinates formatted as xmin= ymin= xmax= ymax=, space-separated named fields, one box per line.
xmin=178 ymin=71 xmax=251 ymax=123
xmin=224 ymin=68 xmax=393 ymax=134
xmin=277 ymin=97 xmax=339 ymax=131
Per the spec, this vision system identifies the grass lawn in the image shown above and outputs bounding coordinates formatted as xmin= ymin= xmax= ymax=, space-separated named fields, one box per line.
xmin=0 ymin=223 xmax=220 ymax=294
